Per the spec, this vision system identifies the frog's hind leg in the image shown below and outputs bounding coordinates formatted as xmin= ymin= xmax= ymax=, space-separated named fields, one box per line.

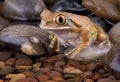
xmin=96 ymin=25 xmax=111 ymax=47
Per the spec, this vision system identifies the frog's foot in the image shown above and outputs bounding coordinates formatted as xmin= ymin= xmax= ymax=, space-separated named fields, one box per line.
xmin=98 ymin=40 xmax=111 ymax=47
xmin=65 ymin=47 xmax=81 ymax=58
xmin=56 ymin=44 xmax=61 ymax=52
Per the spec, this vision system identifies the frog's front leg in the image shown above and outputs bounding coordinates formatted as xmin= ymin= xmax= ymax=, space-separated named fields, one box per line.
xmin=96 ymin=25 xmax=111 ymax=47
xmin=65 ymin=27 xmax=90 ymax=58
xmin=49 ymin=34 xmax=60 ymax=52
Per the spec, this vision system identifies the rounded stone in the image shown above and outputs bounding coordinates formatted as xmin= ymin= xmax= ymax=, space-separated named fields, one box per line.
xmin=2 ymin=0 xmax=46 ymax=21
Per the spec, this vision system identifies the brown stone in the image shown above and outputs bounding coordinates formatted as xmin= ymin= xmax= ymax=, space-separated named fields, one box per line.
xmin=5 ymin=58 xmax=16 ymax=66
xmin=47 ymin=71 xmax=62 ymax=79
xmin=36 ymin=74 xmax=49 ymax=82
xmin=16 ymin=58 xmax=33 ymax=66
xmin=53 ymin=77 xmax=65 ymax=82
xmin=18 ymin=77 xmax=38 ymax=82
xmin=92 ymin=72 xmax=103 ymax=81
xmin=81 ymin=71 xmax=94 ymax=79
xmin=55 ymin=61 xmax=66 ymax=67
xmin=53 ymin=66 xmax=63 ymax=73
xmin=40 ymin=67 xmax=53 ymax=73
xmin=23 ymin=71 xmax=35 ymax=77
xmin=84 ymin=79 xmax=94 ymax=82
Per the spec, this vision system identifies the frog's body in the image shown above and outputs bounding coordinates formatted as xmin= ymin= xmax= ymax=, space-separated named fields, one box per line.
xmin=40 ymin=9 xmax=111 ymax=58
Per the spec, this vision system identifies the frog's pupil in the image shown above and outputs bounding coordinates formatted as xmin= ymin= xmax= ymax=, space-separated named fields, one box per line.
xmin=59 ymin=16 xmax=64 ymax=24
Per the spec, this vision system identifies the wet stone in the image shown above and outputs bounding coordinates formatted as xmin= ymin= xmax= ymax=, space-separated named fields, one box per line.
xmin=2 ymin=0 xmax=46 ymax=21
xmin=63 ymin=73 xmax=80 ymax=79
xmin=5 ymin=58 xmax=16 ymax=66
xmin=92 ymin=72 xmax=103 ymax=81
xmin=53 ymin=77 xmax=65 ymax=82
xmin=81 ymin=71 xmax=94 ymax=79
xmin=104 ymin=43 xmax=120 ymax=79
xmin=0 ymin=16 xmax=9 ymax=31
xmin=0 ymin=25 xmax=56 ymax=56
xmin=0 ymin=66 xmax=15 ymax=75
xmin=18 ymin=77 xmax=38 ymax=82
xmin=66 ymin=77 xmax=82 ymax=82
xmin=82 ymin=0 xmax=120 ymax=22
xmin=63 ymin=67 xmax=83 ymax=75
xmin=8 ymin=74 xmax=26 ymax=82
xmin=108 ymin=22 xmax=120 ymax=43
xmin=53 ymin=66 xmax=63 ymax=73
xmin=47 ymin=71 xmax=62 ymax=79
xmin=36 ymin=74 xmax=50 ymax=82
xmin=23 ymin=71 xmax=35 ymax=77
xmin=0 ymin=51 xmax=13 ymax=61
xmin=16 ymin=58 xmax=33 ymax=66
xmin=0 ymin=61 xmax=6 ymax=69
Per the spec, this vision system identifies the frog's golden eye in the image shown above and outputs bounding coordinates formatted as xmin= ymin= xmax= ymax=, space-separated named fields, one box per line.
xmin=55 ymin=14 xmax=66 ymax=25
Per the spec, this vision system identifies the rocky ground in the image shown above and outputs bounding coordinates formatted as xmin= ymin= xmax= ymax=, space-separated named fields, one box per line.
xmin=0 ymin=50 xmax=117 ymax=82
xmin=0 ymin=0 xmax=120 ymax=82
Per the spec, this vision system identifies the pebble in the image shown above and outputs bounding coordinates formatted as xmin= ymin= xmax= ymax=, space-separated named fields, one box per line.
xmin=36 ymin=74 xmax=49 ymax=82
xmin=0 ymin=80 xmax=4 ymax=82
xmin=81 ymin=71 xmax=94 ymax=79
xmin=53 ymin=66 xmax=63 ymax=73
xmin=63 ymin=73 xmax=79 ymax=79
xmin=5 ymin=58 xmax=16 ymax=66
xmin=47 ymin=71 xmax=62 ymax=79
xmin=98 ymin=69 xmax=107 ymax=74
xmin=0 ymin=51 xmax=13 ymax=61
xmin=54 ymin=61 xmax=66 ymax=67
xmin=0 ymin=16 xmax=9 ymax=30
xmin=108 ymin=22 xmax=120 ymax=43
xmin=84 ymin=79 xmax=94 ymax=82
xmin=40 ymin=66 xmax=53 ymax=73
xmin=0 ymin=66 xmax=15 ymax=75
xmin=32 ymin=63 xmax=41 ymax=68
xmin=63 ymin=67 xmax=83 ymax=75
xmin=92 ymin=72 xmax=103 ymax=81
xmin=23 ymin=71 xmax=35 ymax=77
xmin=74 ymin=64 xmax=86 ymax=72
xmin=0 ymin=61 xmax=6 ymax=68
xmin=53 ymin=77 xmax=65 ymax=82
xmin=8 ymin=74 xmax=26 ymax=82
xmin=16 ymin=58 xmax=33 ymax=66
xmin=15 ymin=65 xmax=32 ymax=70
xmin=87 ymin=63 xmax=96 ymax=71
xmin=97 ymin=78 xmax=120 ymax=82
xmin=18 ymin=77 xmax=38 ymax=82
xmin=45 ymin=80 xmax=56 ymax=82
xmin=66 ymin=77 xmax=82 ymax=82
xmin=97 ymin=78 xmax=111 ymax=82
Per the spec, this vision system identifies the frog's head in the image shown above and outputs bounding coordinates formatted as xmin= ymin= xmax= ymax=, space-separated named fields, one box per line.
xmin=40 ymin=9 xmax=80 ymax=30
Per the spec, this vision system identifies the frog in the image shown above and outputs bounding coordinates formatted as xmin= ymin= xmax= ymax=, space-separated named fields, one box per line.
xmin=40 ymin=9 xmax=111 ymax=59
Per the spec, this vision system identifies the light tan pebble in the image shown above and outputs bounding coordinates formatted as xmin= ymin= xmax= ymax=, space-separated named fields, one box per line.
xmin=5 ymin=74 xmax=17 ymax=79
xmin=63 ymin=67 xmax=83 ymax=74
xmin=8 ymin=74 xmax=26 ymax=82
xmin=32 ymin=63 xmax=41 ymax=68
xmin=0 ymin=79 xmax=4 ymax=82
xmin=15 ymin=65 xmax=32 ymax=70
xmin=45 ymin=80 xmax=56 ymax=82
xmin=0 ymin=61 xmax=6 ymax=68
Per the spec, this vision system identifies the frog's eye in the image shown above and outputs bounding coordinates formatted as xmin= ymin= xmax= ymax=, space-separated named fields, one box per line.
xmin=55 ymin=14 xmax=66 ymax=25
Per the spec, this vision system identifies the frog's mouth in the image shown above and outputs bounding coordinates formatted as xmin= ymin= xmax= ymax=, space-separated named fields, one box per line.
xmin=40 ymin=26 xmax=72 ymax=30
